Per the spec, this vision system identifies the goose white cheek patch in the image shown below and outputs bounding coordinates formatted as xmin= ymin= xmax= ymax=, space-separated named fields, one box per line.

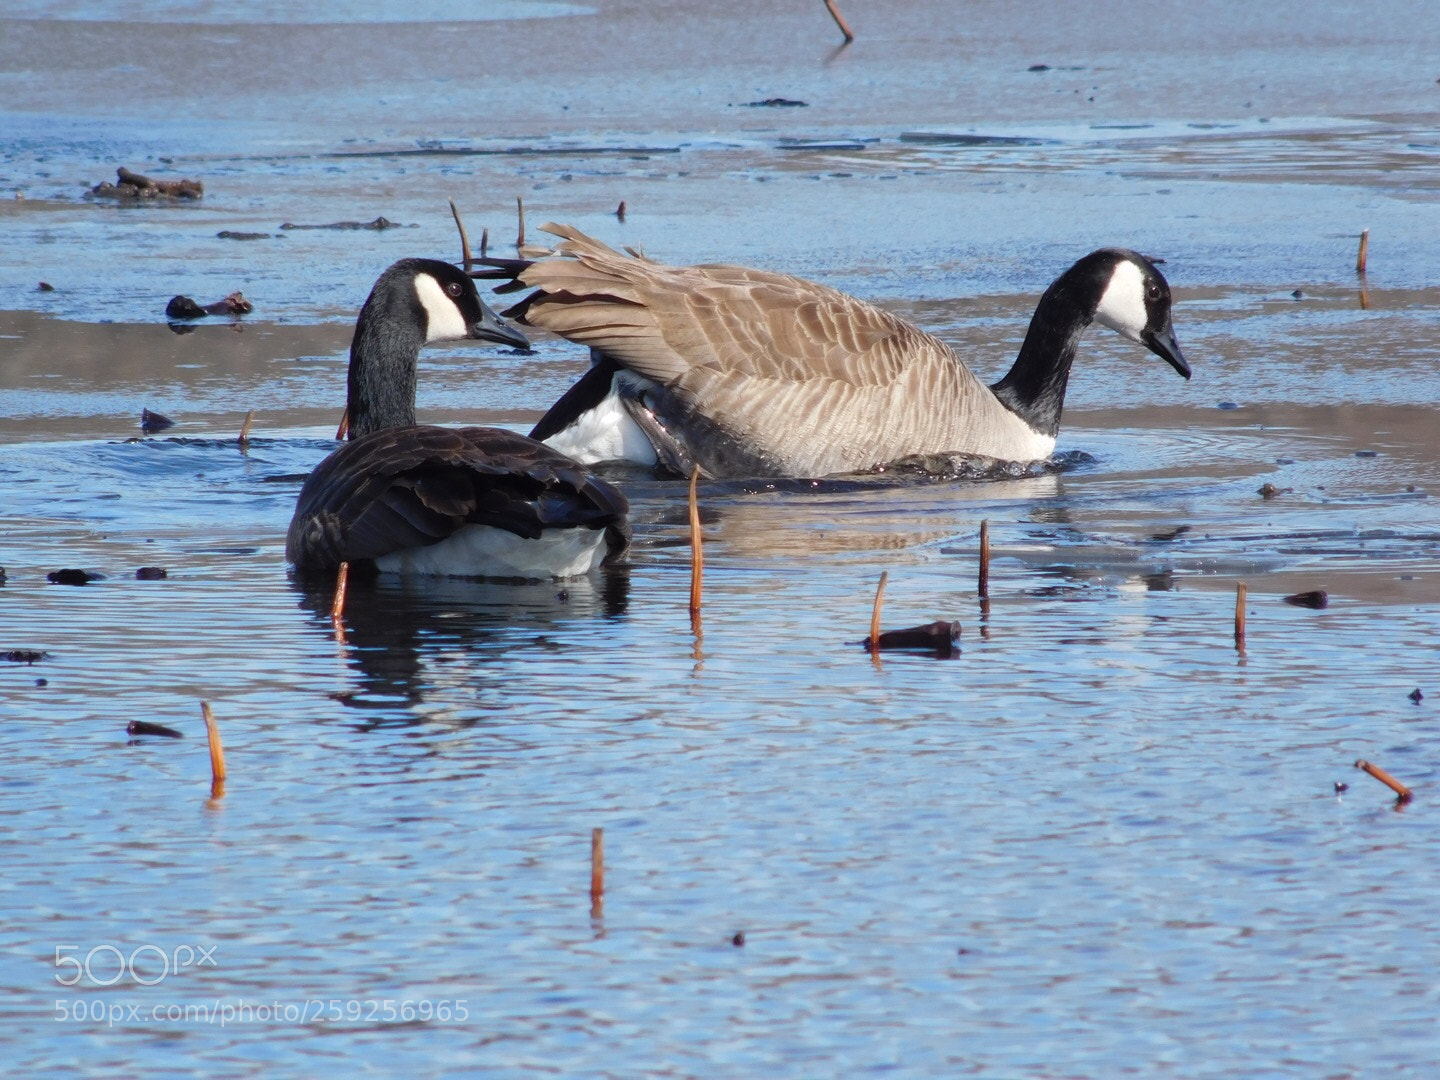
xmin=1093 ymin=259 xmax=1148 ymax=343
xmin=414 ymin=273 xmax=470 ymax=342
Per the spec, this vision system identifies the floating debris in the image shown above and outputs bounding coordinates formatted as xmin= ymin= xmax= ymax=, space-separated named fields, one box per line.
xmin=165 ymin=292 xmax=253 ymax=320
xmin=1257 ymin=483 xmax=1291 ymax=499
xmin=127 ymin=719 xmax=183 ymax=738
xmin=1409 ymin=688 xmax=1424 ymax=704
xmin=279 ymin=217 xmax=408 ymax=231
xmin=135 ymin=567 xmax=168 ymax=580
xmin=47 ymin=569 xmax=99 ymax=585
xmin=141 ymin=408 xmax=176 ymax=433
xmin=861 ymin=620 xmax=962 ymax=657
xmin=1334 ymin=781 xmax=1349 ymax=794
xmin=1217 ymin=401 xmax=1241 ymax=410
xmin=1283 ymin=590 xmax=1328 ymax=609
xmin=4 ymin=649 xmax=49 ymax=664
xmin=217 ymin=230 xmax=281 ymax=241
xmin=90 ymin=166 xmax=202 ymax=201
xmin=731 ymin=931 xmax=746 ymax=947
xmin=37 ymin=281 xmax=54 ymax=292
xmin=742 ymin=98 xmax=808 ymax=108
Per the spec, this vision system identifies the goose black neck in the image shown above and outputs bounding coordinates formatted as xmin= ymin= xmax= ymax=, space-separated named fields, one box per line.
xmin=988 ymin=265 xmax=1103 ymax=437
xmin=346 ymin=275 xmax=426 ymax=438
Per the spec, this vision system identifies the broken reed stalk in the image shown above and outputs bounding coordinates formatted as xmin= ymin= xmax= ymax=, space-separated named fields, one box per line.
xmin=331 ymin=561 xmax=349 ymax=623
xmin=869 ymin=571 xmax=888 ymax=651
xmin=516 ymin=196 xmax=526 ymax=248
xmin=201 ymin=701 xmax=227 ymax=793
xmin=449 ymin=198 xmax=473 ymax=270
xmin=238 ymin=410 xmax=254 ymax=446
xmin=480 ymin=227 xmax=489 ymax=258
xmin=1355 ymin=759 xmax=1413 ymax=801
xmin=615 ymin=200 xmax=627 ymax=223
xmin=978 ymin=519 xmax=990 ymax=599
xmin=590 ymin=827 xmax=605 ymax=905
xmin=334 ymin=407 xmax=350 ymax=441
xmin=1356 ymin=229 xmax=1370 ymax=274
xmin=1234 ymin=581 xmax=1247 ymax=647
xmin=823 ymin=0 xmax=856 ymax=42
xmin=688 ymin=466 xmax=703 ymax=617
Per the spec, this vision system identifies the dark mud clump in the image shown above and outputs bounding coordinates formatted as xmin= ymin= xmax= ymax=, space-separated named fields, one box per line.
xmin=126 ymin=720 xmax=184 ymax=738
xmin=4 ymin=649 xmax=50 ymax=664
xmin=860 ymin=620 xmax=962 ymax=657
xmin=279 ymin=217 xmax=409 ymax=231
xmin=165 ymin=292 xmax=253 ymax=320
xmin=47 ymin=569 xmax=101 ymax=585
xmin=141 ymin=409 xmax=176 ymax=433
xmin=89 ymin=167 xmax=203 ymax=201
xmin=1283 ymin=590 xmax=1329 ymax=609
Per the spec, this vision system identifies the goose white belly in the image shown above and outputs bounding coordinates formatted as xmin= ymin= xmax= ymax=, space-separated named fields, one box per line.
xmin=540 ymin=381 xmax=659 ymax=466
xmin=374 ymin=523 xmax=608 ymax=580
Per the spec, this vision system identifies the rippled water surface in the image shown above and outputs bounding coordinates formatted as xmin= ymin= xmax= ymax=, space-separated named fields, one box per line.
xmin=4 ymin=1 xmax=1440 ymax=1075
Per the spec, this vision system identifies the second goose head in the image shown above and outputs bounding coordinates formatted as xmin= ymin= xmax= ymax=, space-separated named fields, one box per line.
xmin=348 ymin=258 xmax=529 ymax=438
xmin=992 ymin=249 xmax=1189 ymax=440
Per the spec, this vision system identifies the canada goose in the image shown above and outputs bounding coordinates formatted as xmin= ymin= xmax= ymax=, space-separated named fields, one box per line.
xmin=473 ymin=225 xmax=1190 ymax=478
xmin=286 ymin=258 xmax=630 ymax=579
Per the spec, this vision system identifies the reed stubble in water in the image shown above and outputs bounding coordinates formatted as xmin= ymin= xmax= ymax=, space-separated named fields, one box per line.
xmin=590 ymin=827 xmax=604 ymax=918
xmin=201 ymin=701 xmax=226 ymax=798
xmin=688 ymin=467 xmax=703 ymax=621
xmin=978 ymin=520 xmax=990 ymax=599
xmin=869 ymin=571 xmax=888 ymax=652
xmin=1354 ymin=758 xmax=1412 ymax=801
xmin=1235 ymin=582 xmax=1247 ymax=648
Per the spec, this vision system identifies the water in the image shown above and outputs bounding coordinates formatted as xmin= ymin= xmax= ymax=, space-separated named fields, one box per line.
xmin=4 ymin=1 xmax=1440 ymax=1074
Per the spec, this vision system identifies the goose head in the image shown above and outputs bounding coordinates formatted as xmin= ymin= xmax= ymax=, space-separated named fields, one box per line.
xmin=348 ymin=258 xmax=528 ymax=438
xmin=1089 ymin=250 xmax=1190 ymax=379
xmin=991 ymin=249 xmax=1190 ymax=440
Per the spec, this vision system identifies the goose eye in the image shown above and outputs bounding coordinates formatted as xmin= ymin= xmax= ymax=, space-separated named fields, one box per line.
xmin=446 ymin=281 xmax=463 ymax=298
xmin=1146 ymin=284 xmax=1162 ymax=302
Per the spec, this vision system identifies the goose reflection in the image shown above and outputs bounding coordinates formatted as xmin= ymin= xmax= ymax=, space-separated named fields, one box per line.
xmin=295 ymin=568 xmax=630 ymax=720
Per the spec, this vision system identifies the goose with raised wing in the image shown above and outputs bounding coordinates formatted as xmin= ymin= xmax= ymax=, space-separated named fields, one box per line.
xmin=474 ymin=225 xmax=1190 ymax=479
xmin=286 ymin=258 xmax=630 ymax=579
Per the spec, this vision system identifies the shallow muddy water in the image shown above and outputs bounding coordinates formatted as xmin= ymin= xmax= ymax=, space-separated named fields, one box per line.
xmin=3 ymin=1 xmax=1440 ymax=1075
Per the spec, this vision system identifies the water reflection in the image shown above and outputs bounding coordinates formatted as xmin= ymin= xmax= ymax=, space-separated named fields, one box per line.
xmin=293 ymin=568 xmax=629 ymax=721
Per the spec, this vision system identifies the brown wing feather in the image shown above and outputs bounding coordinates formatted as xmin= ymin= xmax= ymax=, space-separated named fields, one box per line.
xmin=515 ymin=224 xmax=1006 ymax=474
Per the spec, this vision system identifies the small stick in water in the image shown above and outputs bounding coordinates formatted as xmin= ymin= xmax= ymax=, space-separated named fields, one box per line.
xmin=869 ymin=571 xmax=888 ymax=652
xmin=331 ymin=561 xmax=349 ymax=630
xmin=1354 ymin=758 xmax=1412 ymax=801
xmin=1234 ymin=581 xmax=1247 ymax=647
xmin=449 ymin=198 xmax=473 ymax=270
xmin=590 ymin=827 xmax=605 ymax=914
xmin=516 ymin=196 xmax=526 ymax=248
xmin=202 ymin=701 xmax=226 ymax=797
xmin=238 ymin=409 xmax=254 ymax=447
xmin=335 ymin=407 xmax=350 ymax=441
xmin=1356 ymin=229 xmax=1369 ymax=274
xmin=615 ymin=200 xmax=627 ymax=223
xmin=978 ymin=520 xmax=990 ymax=599
xmin=480 ymin=227 xmax=489 ymax=258
xmin=823 ymin=0 xmax=856 ymax=42
xmin=688 ymin=466 xmax=703 ymax=618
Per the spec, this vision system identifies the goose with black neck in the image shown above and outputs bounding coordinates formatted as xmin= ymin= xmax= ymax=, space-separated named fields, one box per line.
xmin=287 ymin=258 xmax=630 ymax=580
xmin=473 ymin=227 xmax=1191 ymax=479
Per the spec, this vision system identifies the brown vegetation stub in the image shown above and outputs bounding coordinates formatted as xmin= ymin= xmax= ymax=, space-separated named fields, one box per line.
xmin=823 ymin=0 xmax=856 ymax=42
xmin=688 ymin=467 xmax=704 ymax=617
xmin=869 ymin=571 xmax=889 ymax=651
xmin=978 ymin=520 xmax=990 ymax=598
xmin=1356 ymin=229 xmax=1370 ymax=274
xmin=1354 ymin=759 xmax=1413 ymax=800
xmin=590 ymin=828 xmax=605 ymax=903
xmin=1234 ymin=582 xmax=1247 ymax=646
xmin=202 ymin=701 xmax=227 ymax=784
